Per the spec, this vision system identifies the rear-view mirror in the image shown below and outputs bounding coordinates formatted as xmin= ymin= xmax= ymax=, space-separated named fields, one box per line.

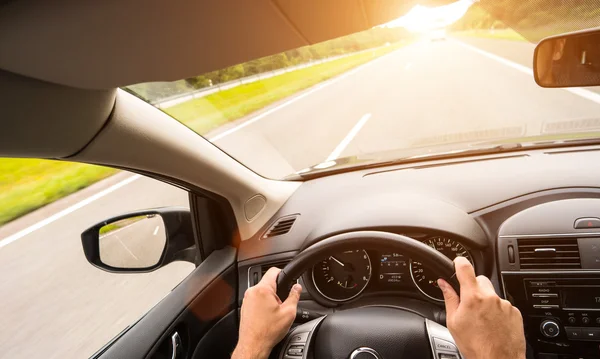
xmin=534 ymin=27 xmax=600 ymax=88
xmin=81 ymin=207 xmax=196 ymax=273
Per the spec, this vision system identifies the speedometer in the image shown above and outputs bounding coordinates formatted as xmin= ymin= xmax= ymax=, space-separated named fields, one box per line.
xmin=410 ymin=237 xmax=473 ymax=301
xmin=312 ymin=250 xmax=371 ymax=302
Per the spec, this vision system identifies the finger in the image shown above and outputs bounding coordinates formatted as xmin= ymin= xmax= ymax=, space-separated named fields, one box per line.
xmin=454 ymin=257 xmax=477 ymax=294
xmin=438 ymin=278 xmax=459 ymax=318
xmin=259 ymin=267 xmax=282 ymax=291
xmin=476 ymin=275 xmax=497 ymax=296
xmin=281 ymin=283 xmax=302 ymax=312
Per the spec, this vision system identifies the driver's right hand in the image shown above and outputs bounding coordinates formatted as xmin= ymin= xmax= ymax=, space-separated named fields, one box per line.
xmin=438 ymin=257 xmax=526 ymax=359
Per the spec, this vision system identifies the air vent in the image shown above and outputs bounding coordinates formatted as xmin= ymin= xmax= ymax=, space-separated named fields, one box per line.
xmin=260 ymin=261 xmax=290 ymax=277
xmin=518 ymin=238 xmax=581 ymax=269
xmin=262 ymin=215 xmax=298 ymax=239
xmin=248 ymin=260 xmax=291 ymax=287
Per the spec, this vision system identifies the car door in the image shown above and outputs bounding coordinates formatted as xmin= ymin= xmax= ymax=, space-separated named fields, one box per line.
xmin=0 ymin=157 xmax=242 ymax=359
xmin=84 ymin=184 xmax=241 ymax=359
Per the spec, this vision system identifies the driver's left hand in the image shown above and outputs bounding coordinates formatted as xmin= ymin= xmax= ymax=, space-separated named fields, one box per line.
xmin=232 ymin=267 xmax=302 ymax=359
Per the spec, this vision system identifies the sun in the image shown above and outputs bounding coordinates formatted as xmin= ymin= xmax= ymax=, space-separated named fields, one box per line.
xmin=383 ymin=0 xmax=475 ymax=32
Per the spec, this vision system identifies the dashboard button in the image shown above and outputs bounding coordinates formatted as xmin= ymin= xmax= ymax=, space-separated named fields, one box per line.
xmin=575 ymin=218 xmax=600 ymax=229
xmin=530 ymin=287 xmax=557 ymax=295
xmin=534 ymin=304 xmax=559 ymax=309
xmin=581 ymin=328 xmax=600 ymax=340
xmin=508 ymin=245 xmax=515 ymax=264
xmin=582 ymin=317 xmax=591 ymax=325
xmin=529 ymin=281 xmax=555 ymax=287
xmin=568 ymin=317 xmax=576 ymax=325
xmin=532 ymin=293 xmax=558 ymax=298
xmin=565 ymin=327 xmax=582 ymax=339
xmin=533 ymin=298 xmax=559 ymax=306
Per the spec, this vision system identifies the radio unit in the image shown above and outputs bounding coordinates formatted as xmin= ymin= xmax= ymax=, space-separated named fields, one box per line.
xmin=503 ymin=272 xmax=600 ymax=358
xmin=524 ymin=278 xmax=600 ymax=312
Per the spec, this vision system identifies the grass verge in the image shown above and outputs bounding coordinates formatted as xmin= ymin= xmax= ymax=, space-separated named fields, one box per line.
xmin=456 ymin=29 xmax=527 ymax=42
xmin=0 ymin=159 xmax=118 ymax=226
xmin=99 ymin=215 xmax=147 ymax=236
xmin=164 ymin=44 xmax=403 ymax=134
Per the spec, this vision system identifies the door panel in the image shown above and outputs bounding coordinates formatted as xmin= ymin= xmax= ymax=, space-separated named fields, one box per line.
xmin=191 ymin=310 xmax=239 ymax=359
xmin=95 ymin=246 xmax=237 ymax=359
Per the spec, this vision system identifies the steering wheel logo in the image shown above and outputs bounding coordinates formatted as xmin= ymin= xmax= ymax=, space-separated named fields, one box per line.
xmin=349 ymin=347 xmax=381 ymax=359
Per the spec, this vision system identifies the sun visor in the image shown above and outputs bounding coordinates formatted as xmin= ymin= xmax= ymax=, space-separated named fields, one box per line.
xmin=0 ymin=0 xmax=454 ymax=90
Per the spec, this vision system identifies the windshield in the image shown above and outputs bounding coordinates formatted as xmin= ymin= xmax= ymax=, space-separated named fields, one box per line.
xmin=126 ymin=0 xmax=600 ymax=179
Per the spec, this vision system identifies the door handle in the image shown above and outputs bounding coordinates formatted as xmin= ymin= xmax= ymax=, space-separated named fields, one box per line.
xmin=171 ymin=331 xmax=182 ymax=359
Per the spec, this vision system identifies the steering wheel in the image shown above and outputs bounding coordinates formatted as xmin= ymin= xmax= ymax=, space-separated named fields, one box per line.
xmin=275 ymin=231 xmax=463 ymax=359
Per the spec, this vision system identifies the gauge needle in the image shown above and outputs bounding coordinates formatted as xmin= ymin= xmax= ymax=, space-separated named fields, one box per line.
xmin=329 ymin=256 xmax=345 ymax=267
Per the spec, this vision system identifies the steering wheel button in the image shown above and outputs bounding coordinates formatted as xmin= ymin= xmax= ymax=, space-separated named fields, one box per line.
xmin=433 ymin=338 xmax=458 ymax=352
xmin=438 ymin=354 xmax=458 ymax=359
xmin=290 ymin=332 xmax=309 ymax=343
xmin=287 ymin=347 xmax=303 ymax=356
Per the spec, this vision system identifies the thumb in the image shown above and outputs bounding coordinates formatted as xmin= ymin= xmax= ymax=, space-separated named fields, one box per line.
xmin=438 ymin=278 xmax=459 ymax=318
xmin=281 ymin=283 xmax=302 ymax=311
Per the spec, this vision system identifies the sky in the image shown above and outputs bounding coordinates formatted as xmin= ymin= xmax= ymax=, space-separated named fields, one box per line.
xmin=383 ymin=0 xmax=475 ymax=32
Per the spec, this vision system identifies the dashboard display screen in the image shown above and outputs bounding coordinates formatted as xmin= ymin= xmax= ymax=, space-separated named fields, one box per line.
xmin=379 ymin=253 xmax=408 ymax=285
xmin=562 ymin=288 xmax=600 ymax=309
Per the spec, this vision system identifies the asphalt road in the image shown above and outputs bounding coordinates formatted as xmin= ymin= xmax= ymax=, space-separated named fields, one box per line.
xmin=99 ymin=216 xmax=166 ymax=268
xmin=2 ymin=36 xmax=600 ymax=359
xmin=215 ymin=37 xmax=600 ymax=178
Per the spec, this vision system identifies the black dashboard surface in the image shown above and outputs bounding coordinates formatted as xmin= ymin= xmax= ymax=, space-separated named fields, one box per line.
xmin=240 ymin=145 xmax=600 ymax=260
xmin=237 ymin=145 xmax=600 ymax=303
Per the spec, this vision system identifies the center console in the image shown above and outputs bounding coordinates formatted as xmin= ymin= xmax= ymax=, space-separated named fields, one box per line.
xmin=497 ymin=199 xmax=600 ymax=359
xmin=503 ymin=273 xmax=600 ymax=358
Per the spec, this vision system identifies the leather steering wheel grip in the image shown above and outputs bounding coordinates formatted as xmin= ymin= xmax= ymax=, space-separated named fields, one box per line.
xmin=276 ymin=231 xmax=461 ymax=301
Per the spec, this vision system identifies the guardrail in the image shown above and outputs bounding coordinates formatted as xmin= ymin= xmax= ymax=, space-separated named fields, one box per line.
xmin=152 ymin=51 xmax=363 ymax=109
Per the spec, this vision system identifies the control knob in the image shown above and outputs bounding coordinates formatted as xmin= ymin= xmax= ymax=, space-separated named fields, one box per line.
xmin=540 ymin=320 xmax=560 ymax=338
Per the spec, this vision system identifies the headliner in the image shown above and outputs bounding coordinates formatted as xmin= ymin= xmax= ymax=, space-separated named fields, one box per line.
xmin=0 ymin=0 xmax=454 ymax=89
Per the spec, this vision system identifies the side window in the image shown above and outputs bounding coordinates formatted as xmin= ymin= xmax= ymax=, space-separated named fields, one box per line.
xmin=0 ymin=159 xmax=195 ymax=359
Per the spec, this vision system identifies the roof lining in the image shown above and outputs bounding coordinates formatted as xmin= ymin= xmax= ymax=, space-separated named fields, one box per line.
xmin=268 ymin=0 xmax=312 ymax=46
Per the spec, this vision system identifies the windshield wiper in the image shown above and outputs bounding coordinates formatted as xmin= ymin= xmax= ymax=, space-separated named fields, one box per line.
xmin=287 ymin=137 xmax=600 ymax=180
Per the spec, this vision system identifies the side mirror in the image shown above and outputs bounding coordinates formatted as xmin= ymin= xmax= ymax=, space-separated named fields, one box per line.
xmin=81 ymin=207 xmax=196 ymax=273
xmin=534 ymin=27 xmax=600 ymax=88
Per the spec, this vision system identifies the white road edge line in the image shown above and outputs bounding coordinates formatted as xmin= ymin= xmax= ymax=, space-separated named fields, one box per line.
xmin=209 ymin=46 xmax=406 ymax=142
xmin=0 ymin=175 xmax=141 ymax=248
xmin=0 ymin=46 xmax=407 ymax=247
xmin=116 ymin=235 xmax=139 ymax=260
xmin=453 ymin=39 xmax=600 ymax=105
xmin=326 ymin=113 xmax=372 ymax=161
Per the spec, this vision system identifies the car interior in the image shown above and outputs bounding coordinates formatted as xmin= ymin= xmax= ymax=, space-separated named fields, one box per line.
xmin=3 ymin=1 xmax=600 ymax=359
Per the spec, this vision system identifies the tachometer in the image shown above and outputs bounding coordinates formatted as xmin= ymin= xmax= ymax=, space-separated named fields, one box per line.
xmin=312 ymin=250 xmax=371 ymax=302
xmin=410 ymin=237 xmax=473 ymax=301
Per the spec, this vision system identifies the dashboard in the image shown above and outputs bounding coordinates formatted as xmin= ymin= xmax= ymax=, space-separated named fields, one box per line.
xmin=236 ymin=145 xmax=600 ymax=359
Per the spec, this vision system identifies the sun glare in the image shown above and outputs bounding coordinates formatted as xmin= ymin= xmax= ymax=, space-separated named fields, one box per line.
xmin=383 ymin=0 xmax=475 ymax=32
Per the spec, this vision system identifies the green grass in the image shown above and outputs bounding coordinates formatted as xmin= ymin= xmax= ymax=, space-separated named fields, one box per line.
xmin=165 ymin=45 xmax=402 ymax=134
xmin=457 ymin=29 xmax=527 ymax=42
xmin=0 ymin=159 xmax=118 ymax=225
xmin=99 ymin=215 xmax=147 ymax=235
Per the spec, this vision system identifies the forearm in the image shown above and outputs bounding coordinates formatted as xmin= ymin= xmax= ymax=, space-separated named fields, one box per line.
xmin=231 ymin=340 xmax=271 ymax=359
